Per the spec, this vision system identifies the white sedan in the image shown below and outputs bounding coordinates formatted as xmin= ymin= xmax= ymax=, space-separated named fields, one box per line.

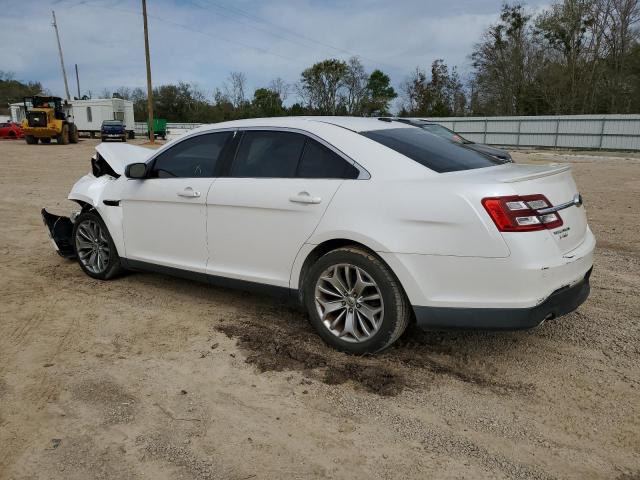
xmin=42 ymin=117 xmax=595 ymax=353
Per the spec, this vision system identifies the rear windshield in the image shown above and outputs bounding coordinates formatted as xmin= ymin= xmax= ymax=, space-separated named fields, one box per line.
xmin=103 ymin=121 xmax=122 ymax=126
xmin=361 ymin=128 xmax=501 ymax=173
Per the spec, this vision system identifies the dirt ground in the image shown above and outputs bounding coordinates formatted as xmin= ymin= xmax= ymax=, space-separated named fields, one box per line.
xmin=0 ymin=137 xmax=638 ymax=480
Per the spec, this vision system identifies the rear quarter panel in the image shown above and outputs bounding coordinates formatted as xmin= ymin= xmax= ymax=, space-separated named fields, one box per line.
xmin=309 ymin=177 xmax=511 ymax=258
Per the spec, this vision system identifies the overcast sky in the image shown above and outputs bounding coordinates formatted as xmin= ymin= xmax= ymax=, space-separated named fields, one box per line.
xmin=1 ymin=0 xmax=548 ymax=102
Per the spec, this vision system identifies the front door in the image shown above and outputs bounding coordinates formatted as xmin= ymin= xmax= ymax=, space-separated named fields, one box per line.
xmin=121 ymin=131 xmax=233 ymax=272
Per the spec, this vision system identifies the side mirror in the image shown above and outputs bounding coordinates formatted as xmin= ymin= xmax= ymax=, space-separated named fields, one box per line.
xmin=125 ymin=162 xmax=148 ymax=179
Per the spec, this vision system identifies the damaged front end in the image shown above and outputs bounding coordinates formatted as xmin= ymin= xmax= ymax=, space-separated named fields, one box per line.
xmin=41 ymin=208 xmax=78 ymax=258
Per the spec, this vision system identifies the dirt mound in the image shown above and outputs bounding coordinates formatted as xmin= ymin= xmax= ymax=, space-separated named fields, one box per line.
xmin=218 ymin=319 xmax=406 ymax=396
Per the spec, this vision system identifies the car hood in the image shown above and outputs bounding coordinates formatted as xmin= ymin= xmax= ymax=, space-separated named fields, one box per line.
xmin=466 ymin=143 xmax=511 ymax=160
xmin=95 ymin=143 xmax=154 ymax=175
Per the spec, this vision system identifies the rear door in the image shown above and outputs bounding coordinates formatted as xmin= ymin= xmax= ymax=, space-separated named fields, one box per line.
xmin=206 ymin=129 xmax=359 ymax=287
xmin=120 ymin=131 xmax=233 ymax=272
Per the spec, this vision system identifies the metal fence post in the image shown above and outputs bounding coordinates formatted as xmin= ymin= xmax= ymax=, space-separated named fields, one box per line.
xmin=483 ymin=119 xmax=487 ymax=143
xmin=517 ymin=119 xmax=521 ymax=146
xmin=553 ymin=119 xmax=559 ymax=148
xmin=599 ymin=118 xmax=606 ymax=149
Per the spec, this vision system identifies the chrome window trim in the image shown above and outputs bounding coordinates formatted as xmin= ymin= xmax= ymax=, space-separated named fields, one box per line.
xmin=144 ymin=128 xmax=238 ymax=166
xmin=144 ymin=125 xmax=371 ymax=180
xmin=232 ymin=126 xmax=371 ymax=180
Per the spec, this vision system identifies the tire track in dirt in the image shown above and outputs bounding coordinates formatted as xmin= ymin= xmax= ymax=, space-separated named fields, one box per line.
xmin=217 ymin=311 xmax=534 ymax=398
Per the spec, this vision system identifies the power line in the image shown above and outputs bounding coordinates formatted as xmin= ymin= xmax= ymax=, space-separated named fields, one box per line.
xmin=71 ymin=0 xmax=309 ymax=67
xmin=197 ymin=0 xmax=392 ymax=67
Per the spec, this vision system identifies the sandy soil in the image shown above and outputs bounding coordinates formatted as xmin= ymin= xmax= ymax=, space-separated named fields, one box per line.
xmin=0 ymin=138 xmax=638 ymax=480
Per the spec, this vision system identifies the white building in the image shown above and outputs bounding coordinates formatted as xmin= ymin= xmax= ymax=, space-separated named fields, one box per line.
xmin=72 ymin=98 xmax=135 ymax=138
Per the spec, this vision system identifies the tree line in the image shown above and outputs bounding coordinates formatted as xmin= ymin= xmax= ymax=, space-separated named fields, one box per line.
xmin=2 ymin=0 xmax=639 ymax=120
xmin=97 ymin=58 xmax=399 ymax=123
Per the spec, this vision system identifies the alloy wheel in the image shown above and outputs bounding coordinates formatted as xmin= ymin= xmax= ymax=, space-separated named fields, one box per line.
xmin=75 ymin=220 xmax=111 ymax=274
xmin=314 ymin=263 xmax=384 ymax=343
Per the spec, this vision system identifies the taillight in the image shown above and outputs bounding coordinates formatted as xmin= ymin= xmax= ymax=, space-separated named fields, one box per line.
xmin=482 ymin=195 xmax=563 ymax=232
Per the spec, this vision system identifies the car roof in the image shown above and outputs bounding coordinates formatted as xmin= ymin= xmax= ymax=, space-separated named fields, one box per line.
xmin=190 ymin=116 xmax=415 ymax=134
xmin=301 ymin=116 xmax=414 ymax=132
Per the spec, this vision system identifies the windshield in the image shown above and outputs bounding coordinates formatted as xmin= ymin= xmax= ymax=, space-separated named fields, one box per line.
xmin=103 ymin=121 xmax=123 ymax=126
xmin=361 ymin=128 xmax=502 ymax=173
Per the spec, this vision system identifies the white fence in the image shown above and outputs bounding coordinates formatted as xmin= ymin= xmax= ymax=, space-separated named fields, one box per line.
xmin=421 ymin=114 xmax=640 ymax=151
xmin=135 ymin=115 xmax=640 ymax=150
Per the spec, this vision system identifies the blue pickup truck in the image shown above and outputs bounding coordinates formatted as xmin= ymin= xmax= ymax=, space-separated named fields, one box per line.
xmin=101 ymin=120 xmax=127 ymax=142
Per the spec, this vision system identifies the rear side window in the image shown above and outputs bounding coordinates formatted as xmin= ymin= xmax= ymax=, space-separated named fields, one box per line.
xmin=361 ymin=128 xmax=501 ymax=173
xmin=297 ymin=139 xmax=359 ymax=179
xmin=231 ymin=131 xmax=305 ymax=178
xmin=151 ymin=132 xmax=232 ymax=178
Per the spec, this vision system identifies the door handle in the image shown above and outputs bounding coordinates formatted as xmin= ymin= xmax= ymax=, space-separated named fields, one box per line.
xmin=177 ymin=187 xmax=201 ymax=198
xmin=289 ymin=191 xmax=322 ymax=204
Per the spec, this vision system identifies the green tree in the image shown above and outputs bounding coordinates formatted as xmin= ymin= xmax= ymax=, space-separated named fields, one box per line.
xmin=299 ymin=58 xmax=348 ymax=114
xmin=252 ymin=87 xmax=284 ymax=117
xmin=471 ymin=3 xmax=538 ymax=115
xmin=0 ymin=72 xmax=45 ymax=114
xmin=399 ymin=60 xmax=466 ymax=116
xmin=363 ymin=69 xmax=397 ymax=115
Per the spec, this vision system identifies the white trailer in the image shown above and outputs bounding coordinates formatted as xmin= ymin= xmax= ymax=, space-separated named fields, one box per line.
xmin=9 ymin=103 xmax=26 ymax=123
xmin=71 ymin=98 xmax=135 ymax=138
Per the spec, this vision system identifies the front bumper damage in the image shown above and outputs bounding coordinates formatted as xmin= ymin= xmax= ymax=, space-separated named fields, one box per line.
xmin=41 ymin=208 xmax=76 ymax=258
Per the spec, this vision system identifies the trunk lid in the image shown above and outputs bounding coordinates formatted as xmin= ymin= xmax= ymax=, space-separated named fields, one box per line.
xmin=499 ymin=164 xmax=587 ymax=254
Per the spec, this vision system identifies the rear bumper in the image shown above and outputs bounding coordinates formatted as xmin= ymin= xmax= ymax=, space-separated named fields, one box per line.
xmin=413 ymin=268 xmax=591 ymax=330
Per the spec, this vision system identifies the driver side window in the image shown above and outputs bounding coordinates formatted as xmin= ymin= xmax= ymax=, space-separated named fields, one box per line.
xmin=151 ymin=132 xmax=232 ymax=178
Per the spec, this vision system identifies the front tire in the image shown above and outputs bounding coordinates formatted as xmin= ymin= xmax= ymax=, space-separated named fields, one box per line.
xmin=25 ymin=135 xmax=37 ymax=144
xmin=41 ymin=137 xmax=51 ymax=144
xmin=69 ymin=124 xmax=79 ymax=143
xmin=56 ymin=124 xmax=69 ymax=145
xmin=73 ymin=211 xmax=123 ymax=280
xmin=304 ymin=247 xmax=410 ymax=354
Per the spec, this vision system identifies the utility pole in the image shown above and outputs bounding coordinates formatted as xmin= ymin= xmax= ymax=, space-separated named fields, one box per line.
xmin=75 ymin=64 xmax=81 ymax=99
xmin=142 ymin=0 xmax=155 ymax=143
xmin=52 ymin=11 xmax=71 ymax=101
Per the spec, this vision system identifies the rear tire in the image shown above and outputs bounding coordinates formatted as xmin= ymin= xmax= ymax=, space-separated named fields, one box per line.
xmin=25 ymin=135 xmax=37 ymax=145
xmin=73 ymin=211 xmax=123 ymax=280
xmin=41 ymin=137 xmax=51 ymax=144
xmin=121 ymin=136 xmax=127 ymax=142
xmin=304 ymin=247 xmax=410 ymax=354
xmin=56 ymin=124 xmax=69 ymax=145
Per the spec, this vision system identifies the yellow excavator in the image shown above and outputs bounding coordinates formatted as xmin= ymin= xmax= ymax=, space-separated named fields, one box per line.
xmin=22 ymin=96 xmax=78 ymax=145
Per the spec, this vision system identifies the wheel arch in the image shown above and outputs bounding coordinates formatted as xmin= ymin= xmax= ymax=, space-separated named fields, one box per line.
xmin=293 ymin=237 xmax=411 ymax=309
xmin=68 ymin=198 xmax=126 ymax=257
